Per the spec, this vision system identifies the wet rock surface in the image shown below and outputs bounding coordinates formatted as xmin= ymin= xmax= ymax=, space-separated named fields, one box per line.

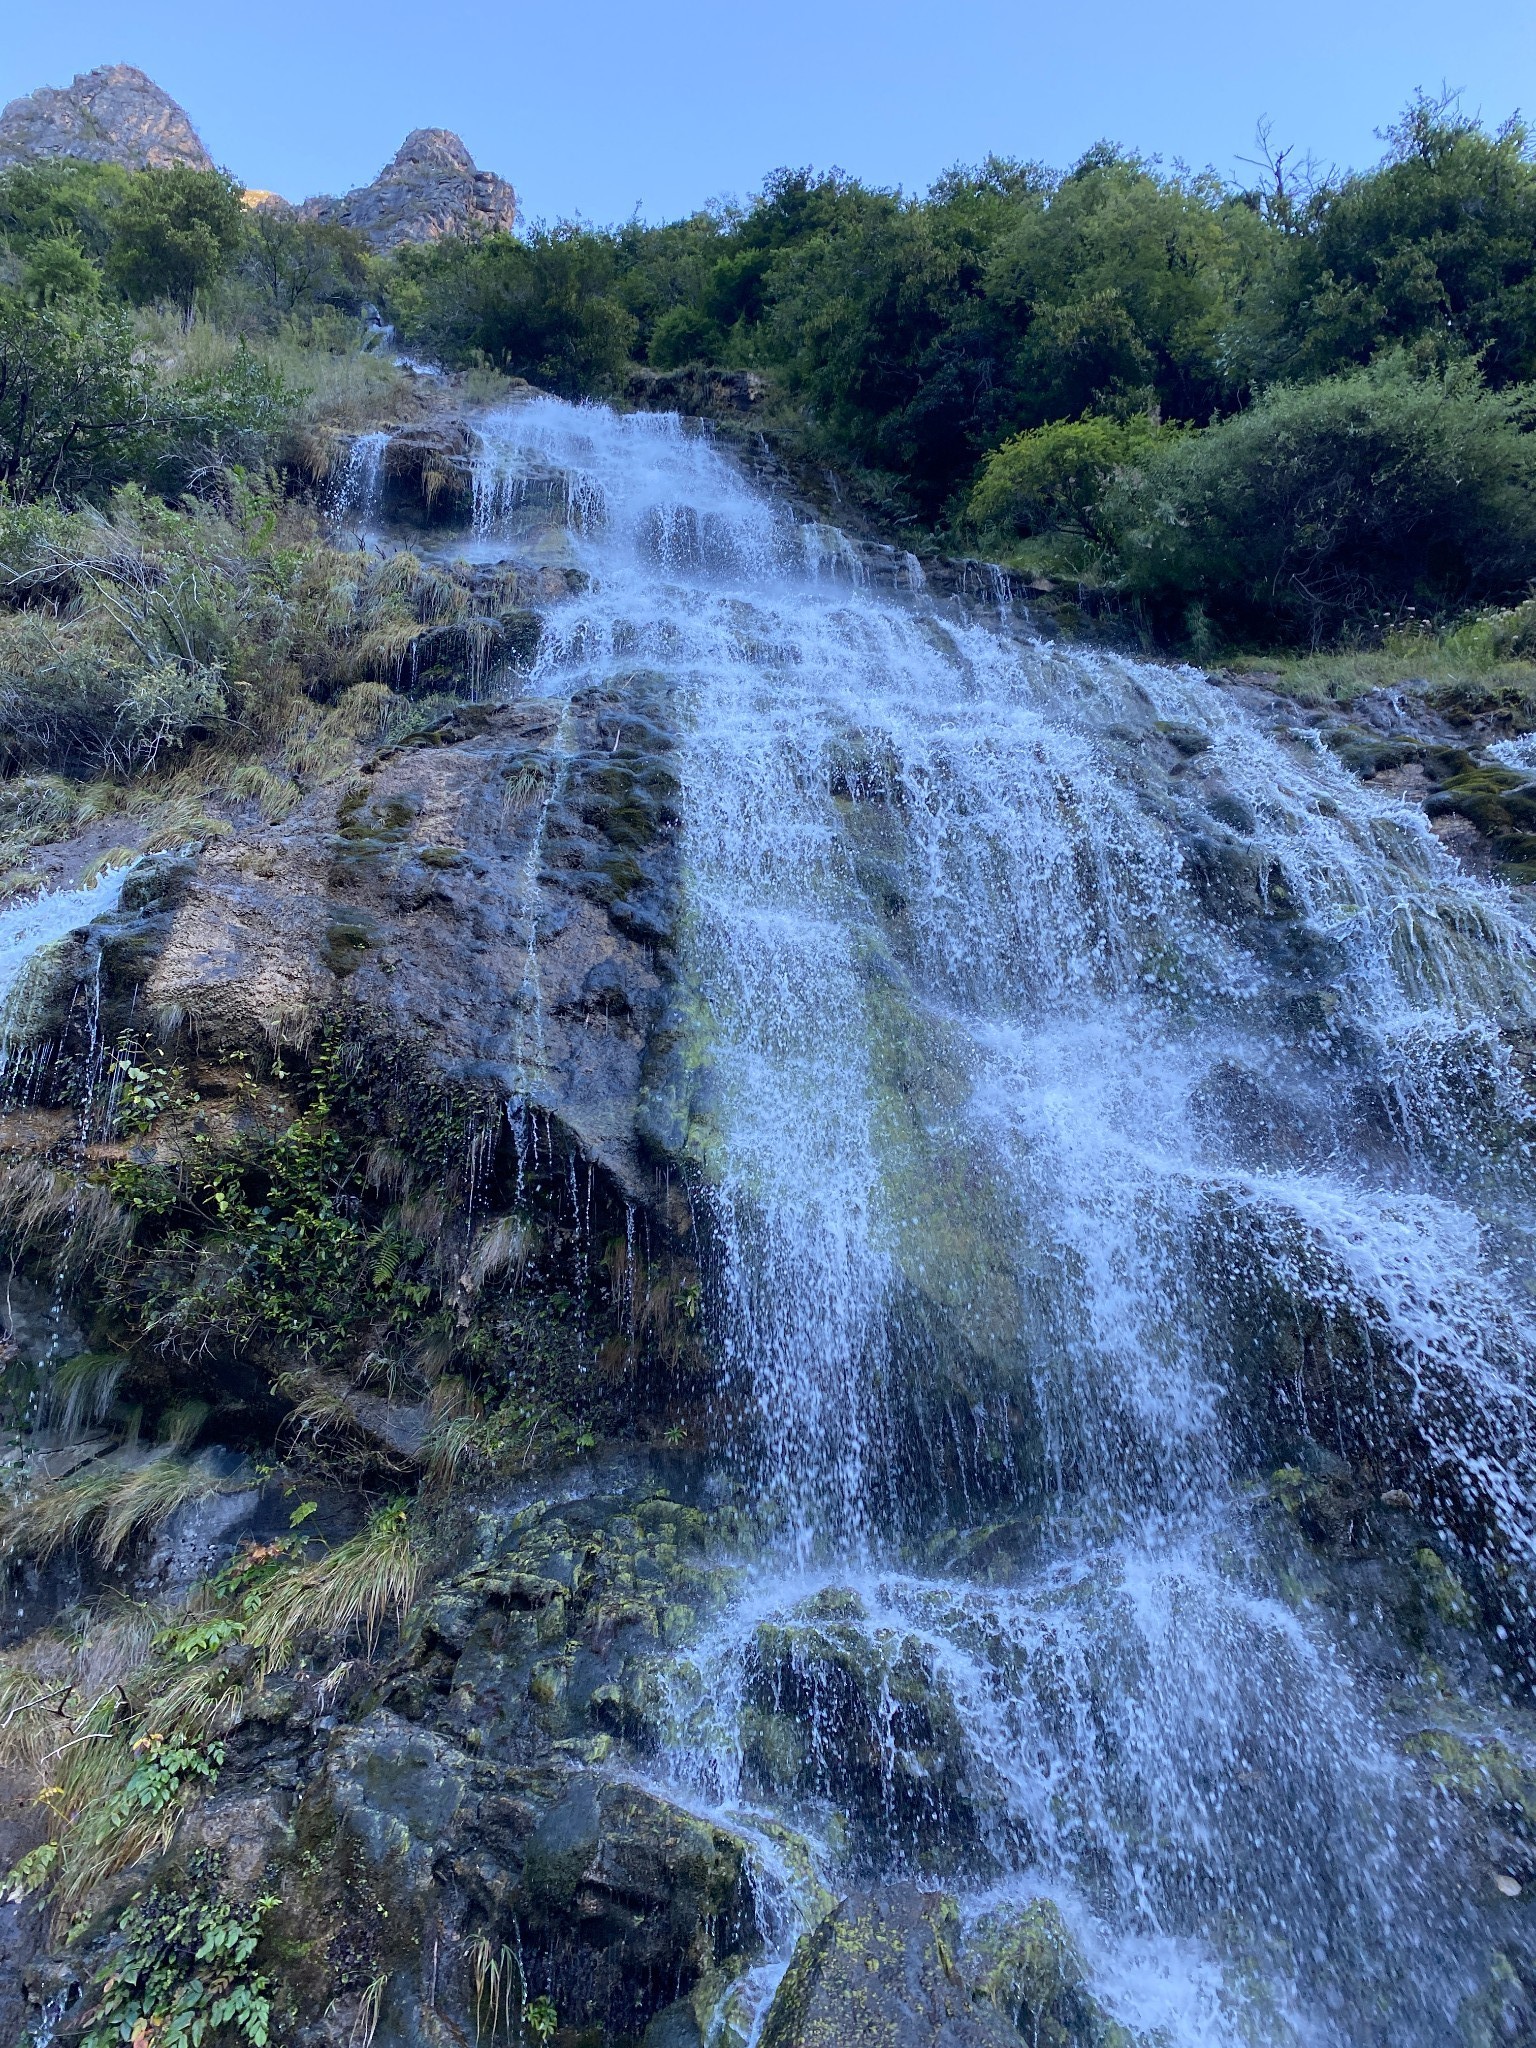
xmin=144 ymin=683 xmax=678 ymax=1196
xmin=759 ymin=1889 xmax=1017 ymax=2048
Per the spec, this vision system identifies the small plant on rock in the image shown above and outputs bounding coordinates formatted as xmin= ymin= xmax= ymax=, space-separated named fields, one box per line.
xmin=81 ymin=1853 xmax=274 ymax=2048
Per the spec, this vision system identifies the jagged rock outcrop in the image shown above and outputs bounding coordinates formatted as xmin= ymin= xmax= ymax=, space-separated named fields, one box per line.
xmin=302 ymin=129 xmax=517 ymax=252
xmin=0 ymin=63 xmax=213 ymax=172
xmin=144 ymin=682 xmax=679 ymax=1199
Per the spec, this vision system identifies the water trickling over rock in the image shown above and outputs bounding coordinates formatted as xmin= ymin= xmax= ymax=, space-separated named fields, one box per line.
xmin=460 ymin=395 xmax=1536 ymax=2045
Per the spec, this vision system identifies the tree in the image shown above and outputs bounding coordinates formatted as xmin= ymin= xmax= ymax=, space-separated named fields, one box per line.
xmin=105 ymin=167 xmax=245 ymax=320
xmin=0 ymin=291 xmax=149 ymax=495
xmin=241 ymin=211 xmax=370 ymax=321
xmin=981 ymin=148 xmax=1269 ymax=431
xmin=1238 ymin=97 xmax=1536 ymax=387
xmin=388 ymin=228 xmax=636 ymax=396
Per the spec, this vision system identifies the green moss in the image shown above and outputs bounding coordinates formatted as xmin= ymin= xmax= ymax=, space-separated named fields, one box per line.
xmin=1402 ymin=1727 xmax=1536 ymax=1832
xmin=1414 ymin=1546 xmax=1478 ymax=1628
xmin=970 ymin=1898 xmax=1142 ymax=2048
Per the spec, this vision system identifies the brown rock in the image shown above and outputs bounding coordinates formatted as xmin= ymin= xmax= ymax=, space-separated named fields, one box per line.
xmin=0 ymin=63 xmax=213 ymax=173
xmin=302 ymin=128 xmax=517 ymax=252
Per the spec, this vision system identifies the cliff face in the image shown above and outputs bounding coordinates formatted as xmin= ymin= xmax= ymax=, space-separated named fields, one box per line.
xmin=302 ymin=128 xmax=518 ymax=251
xmin=0 ymin=67 xmax=518 ymax=253
xmin=0 ymin=62 xmax=213 ymax=172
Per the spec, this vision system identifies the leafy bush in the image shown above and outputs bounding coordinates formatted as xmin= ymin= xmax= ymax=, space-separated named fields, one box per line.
xmin=104 ymin=168 xmax=246 ymax=320
xmin=0 ymin=159 xmax=134 ymax=264
xmin=22 ymin=234 xmax=102 ymax=308
xmin=1108 ymin=356 xmax=1536 ymax=644
xmin=648 ymin=303 xmax=725 ymax=368
xmin=82 ymin=1856 xmax=274 ymax=2048
xmin=967 ymin=412 xmax=1170 ymax=550
xmin=0 ymin=611 xmax=225 ymax=777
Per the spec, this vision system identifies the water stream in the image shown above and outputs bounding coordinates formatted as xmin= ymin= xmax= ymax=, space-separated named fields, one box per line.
xmin=467 ymin=397 xmax=1535 ymax=2042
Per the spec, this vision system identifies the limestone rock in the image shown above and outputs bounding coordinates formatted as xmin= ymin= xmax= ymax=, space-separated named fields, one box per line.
xmin=0 ymin=64 xmax=213 ymax=173
xmin=302 ymin=129 xmax=517 ymax=252
xmin=760 ymin=1889 xmax=1017 ymax=2048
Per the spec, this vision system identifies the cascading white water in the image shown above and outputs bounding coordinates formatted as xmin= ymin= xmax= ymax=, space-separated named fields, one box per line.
xmin=329 ymin=429 xmax=388 ymax=532
xmin=0 ymin=867 xmax=137 ymax=1035
xmin=468 ymin=396 xmax=1536 ymax=2045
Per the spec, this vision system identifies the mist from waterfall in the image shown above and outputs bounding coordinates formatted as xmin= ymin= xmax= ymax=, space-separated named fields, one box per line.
xmin=466 ymin=395 xmax=1536 ymax=2046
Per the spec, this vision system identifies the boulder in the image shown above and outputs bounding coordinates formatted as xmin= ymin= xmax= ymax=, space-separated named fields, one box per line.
xmin=970 ymin=1898 xmax=1140 ymax=2048
xmin=303 ymin=129 xmax=517 ymax=252
xmin=0 ymin=64 xmax=213 ymax=172
xmin=295 ymin=1707 xmax=755 ymax=2046
xmin=760 ymin=1889 xmax=1017 ymax=2048
xmin=741 ymin=1594 xmax=983 ymax=1872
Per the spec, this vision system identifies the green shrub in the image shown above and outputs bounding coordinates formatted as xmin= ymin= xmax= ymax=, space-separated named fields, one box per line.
xmin=1108 ymin=356 xmax=1536 ymax=645
xmin=967 ymin=412 xmax=1170 ymax=549
xmin=22 ymin=234 xmax=102 ymax=309
xmin=0 ymin=612 xmax=224 ymax=778
xmin=104 ymin=168 xmax=245 ymax=320
xmin=647 ymin=304 xmax=725 ymax=368
xmin=0 ymin=159 xmax=134 ymax=264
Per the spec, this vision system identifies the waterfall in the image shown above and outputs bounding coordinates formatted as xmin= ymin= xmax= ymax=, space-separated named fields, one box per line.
xmin=468 ymin=397 xmax=1536 ymax=2045
xmin=0 ymin=866 xmax=138 ymax=1030
xmin=329 ymin=428 xmax=388 ymax=531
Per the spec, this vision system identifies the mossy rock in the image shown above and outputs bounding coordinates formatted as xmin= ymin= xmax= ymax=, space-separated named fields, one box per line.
xmin=970 ymin=1897 xmax=1142 ymax=2047
xmin=759 ymin=1888 xmax=1017 ymax=2048
xmin=741 ymin=1612 xmax=981 ymax=1869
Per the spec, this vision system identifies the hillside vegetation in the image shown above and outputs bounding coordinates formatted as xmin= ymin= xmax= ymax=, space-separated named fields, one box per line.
xmin=2 ymin=94 xmax=1536 ymax=701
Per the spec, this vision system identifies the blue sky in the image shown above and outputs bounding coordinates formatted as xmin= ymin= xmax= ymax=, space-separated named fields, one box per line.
xmin=3 ymin=1 xmax=1533 ymax=224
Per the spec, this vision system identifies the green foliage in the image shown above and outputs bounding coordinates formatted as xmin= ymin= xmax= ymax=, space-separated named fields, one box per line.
xmin=0 ymin=159 xmax=135 ymax=264
xmin=97 ymin=1729 xmax=226 ymax=1838
xmin=647 ymin=304 xmax=724 ymax=368
xmin=104 ymin=169 xmax=246 ymax=319
xmin=0 ymin=292 xmax=149 ymax=495
xmin=524 ymin=1996 xmax=558 ymax=2042
xmin=967 ymin=413 xmax=1170 ymax=550
xmin=82 ymin=1857 xmax=274 ymax=2048
xmin=238 ymin=213 xmax=371 ymax=324
xmin=100 ymin=1033 xmax=456 ymax=1366
xmin=389 ymin=227 xmax=636 ymax=395
xmin=23 ymin=234 xmax=102 ymax=308
xmin=1240 ymin=95 xmax=1536 ymax=388
xmin=1108 ymin=355 xmax=1536 ymax=644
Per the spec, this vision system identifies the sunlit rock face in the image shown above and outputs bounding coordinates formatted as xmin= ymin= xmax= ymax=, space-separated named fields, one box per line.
xmin=0 ymin=63 xmax=213 ymax=172
xmin=301 ymin=128 xmax=518 ymax=251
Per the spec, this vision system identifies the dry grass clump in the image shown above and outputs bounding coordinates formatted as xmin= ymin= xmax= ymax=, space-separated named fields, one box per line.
xmin=0 ymin=1498 xmax=425 ymax=1914
xmin=0 ymin=1448 xmax=232 ymax=1566
xmin=243 ymin=1501 xmax=420 ymax=1666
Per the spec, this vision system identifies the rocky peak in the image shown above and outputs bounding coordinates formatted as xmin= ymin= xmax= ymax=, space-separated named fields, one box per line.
xmin=388 ymin=128 xmax=478 ymax=176
xmin=302 ymin=127 xmax=517 ymax=252
xmin=0 ymin=62 xmax=213 ymax=173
